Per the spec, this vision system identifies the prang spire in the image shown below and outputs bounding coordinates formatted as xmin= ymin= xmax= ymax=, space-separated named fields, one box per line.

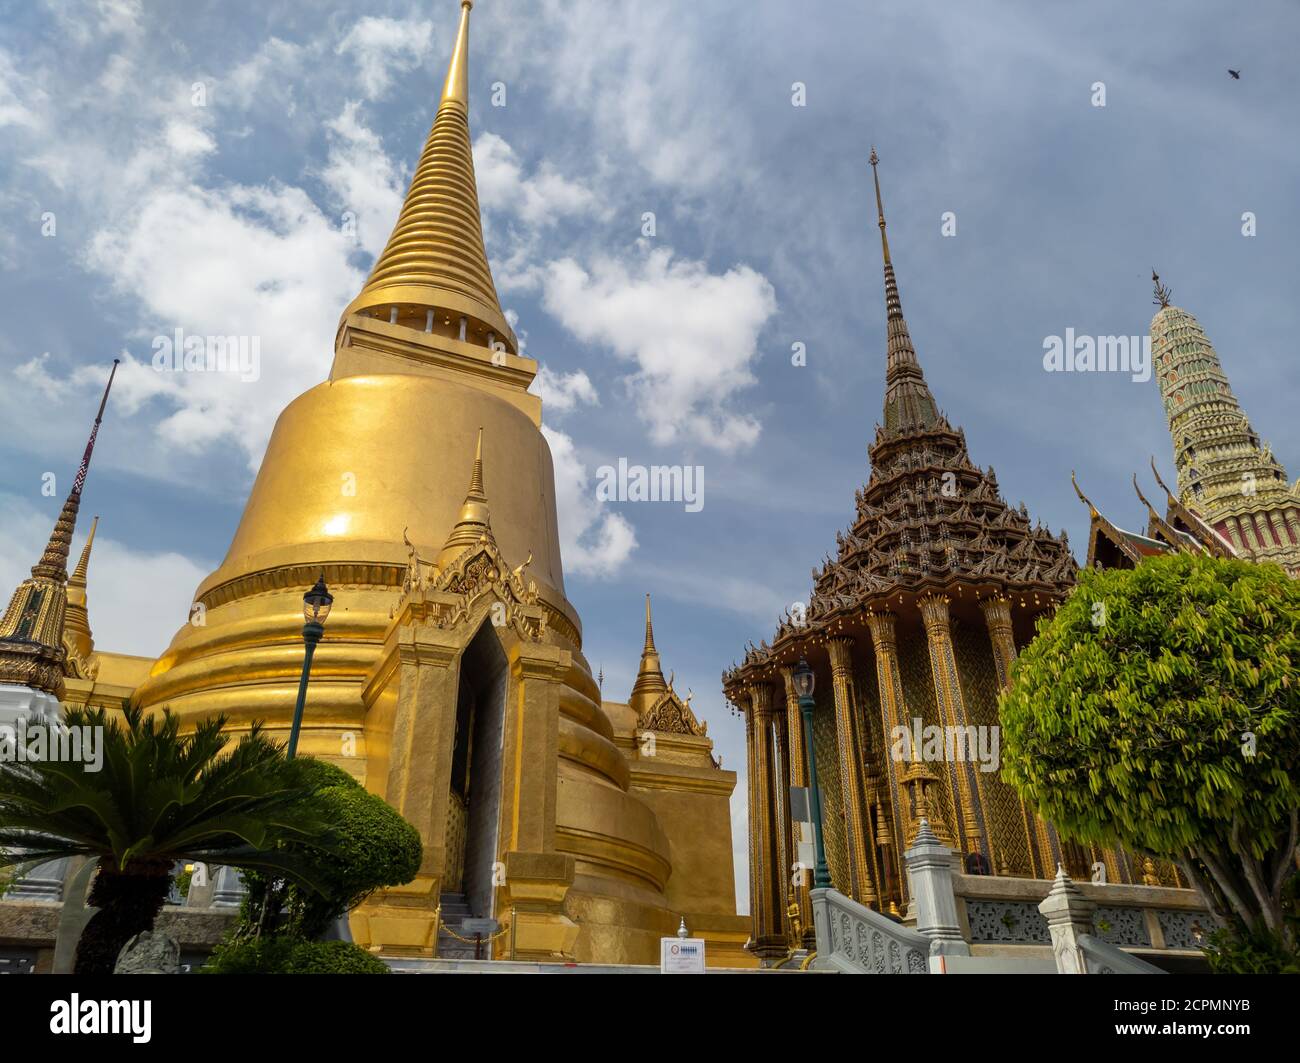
xmin=33 ymin=359 xmax=118 ymax=582
xmin=341 ymin=1 xmax=515 ymax=354
xmin=869 ymin=149 xmax=939 ymax=435
xmin=0 ymin=360 xmax=117 ymax=697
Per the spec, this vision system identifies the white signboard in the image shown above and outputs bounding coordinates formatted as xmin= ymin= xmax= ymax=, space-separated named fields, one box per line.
xmin=660 ymin=937 xmax=706 ymax=973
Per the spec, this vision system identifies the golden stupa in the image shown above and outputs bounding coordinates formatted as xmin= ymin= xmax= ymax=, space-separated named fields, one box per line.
xmin=115 ymin=0 xmax=745 ymax=964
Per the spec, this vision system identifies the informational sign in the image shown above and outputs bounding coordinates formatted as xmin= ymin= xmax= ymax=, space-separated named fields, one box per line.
xmin=788 ymin=786 xmax=810 ymax=823
xmin=660 ymin=937 xmax=706 ymax=973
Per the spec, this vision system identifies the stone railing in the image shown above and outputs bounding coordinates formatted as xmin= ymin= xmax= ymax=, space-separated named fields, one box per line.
xmin=954 ymin=866 xmax=1215 ymax=952
xmin=1077 ymin=934 xmax=1166 ymax=974
xmin=809 ymin=887 xmax=930 ymax=974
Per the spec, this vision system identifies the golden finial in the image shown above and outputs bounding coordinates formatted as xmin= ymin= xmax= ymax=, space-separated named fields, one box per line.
xmin=1152 ymin=269 xmax=1172 ymax=309
xmin=630 ymin=593 xmax=668 ymax=714
xmin=435 ymin=427 xmax=492 ymax=568
xmin=440 ymin=1 xmax=474 ymax=112
xmin=69 ymin=515 xmax=99 ymax=589
xmin=467 ymin=426 xmax=486 ymax=502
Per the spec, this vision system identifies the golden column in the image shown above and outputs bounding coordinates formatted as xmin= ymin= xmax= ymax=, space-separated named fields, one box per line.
xmin=864 ymin=611 xmax=913 ymax=905
xmin=979 ymin=594 xmax=1051 ymax=877
xmin=918 ymin=594 xmax=991 ymax=865
xmin=743 ymin=693 xmax=760 ymax=945
xmin=779 ymin=666 xmax=814 ymax=946
xmin=771 ymin=707 xmax=794 ymax=942
xmin=749 ymin=682 xmax=786 ymax=956
xmin=827 ymin=638 xmax=876 ymax=906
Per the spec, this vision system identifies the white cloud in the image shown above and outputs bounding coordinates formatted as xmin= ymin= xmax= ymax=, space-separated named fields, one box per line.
xmin=336 ymin=17 xmax=434 ymax=101
xmin=321 ymin=102 xmax=405 ymax=258
xmin=163 ymin=118 xmax=216 ymax=158
xmin=83 ymin=180 xmax=362 ymax=465
xmin=0 ymin=493 xmax=209 ymax=661
xmin=541 ymin=244 xmax=776 ymax=451
xmin=542 ymin=424 xmax=636 ymax=578
xmin=531 ymin=364 xmax=598 ymax=415
xmin=474 ymin=132 xmax=601 ymax=227
xmin=0 ymin=49 xmax=42 ymax=130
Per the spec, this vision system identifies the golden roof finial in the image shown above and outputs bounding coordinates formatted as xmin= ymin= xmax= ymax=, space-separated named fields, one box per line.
xmin=64 ymin=516 xmax=98 ymax=663
xmin=435 ymin=427 xmax=493 ymax=568
xmin=630 ymin=593 xmax=668 ymax=714
xmin=340 ymin=0 xmax=515 ymax=353
xmin=69 ymin=515 xmax=98 ymax=591
xmin=1152 ymin=269 xmax=1172 ymax=309
xmin=643 ymin=592 xmax=657 ymax=654
xmin=441 ymin=1 xmax=473 ymax=112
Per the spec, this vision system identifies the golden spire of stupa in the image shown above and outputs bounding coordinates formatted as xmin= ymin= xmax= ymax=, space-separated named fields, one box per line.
xmin=869 ymin=149 xmax=939 ymax=435
xmin=0 ymin=361 xmax=117 ymax=697
xmin=340 ymin=0 xmax=515 ymax=354
xmin=629 ymin=594 xmax=669 ymax=714
xmin=435 ymin=427 xmax=493 ymax=569
xmin=63 ymin=515 xmax=98 ymax=663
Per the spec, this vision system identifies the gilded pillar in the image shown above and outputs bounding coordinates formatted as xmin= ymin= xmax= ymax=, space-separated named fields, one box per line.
xmin=749 ymin=683 xmax=786 ymax=957
xmin=772 ymin=710 xmax=794 ymax=941
xmin=979 ymin=594 xmax=1047 ymax=877
xmin=779 ymin=667 xmax=814 ymax=948
xmin=744 ymin=699 xmax=760 ymax=945
xmin=918 ymin=594 xmax=991 ymax=865
xmin=864 ymin=611 xmax=913 ymax=906
xmin=827 ymin=638 xmax=875 ymax=906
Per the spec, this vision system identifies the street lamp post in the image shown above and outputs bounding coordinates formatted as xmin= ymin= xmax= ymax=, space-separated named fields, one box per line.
xmin=287 ymin=574 xmax=333 ymax=759
xmin=793 ymin=658 xmax=832 ymax=889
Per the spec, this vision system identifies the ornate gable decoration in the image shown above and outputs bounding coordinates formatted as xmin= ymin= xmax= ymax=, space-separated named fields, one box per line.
xmin=639 ymin=687 xmax=707 ymax=738
xmin=400 ymin=528 xmax=546 ymax=643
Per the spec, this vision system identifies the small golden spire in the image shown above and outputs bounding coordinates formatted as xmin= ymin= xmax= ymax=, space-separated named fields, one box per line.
xmin=629 ymin=593 xmax=669 ymax=714
xmin=64 ymin=516 xmax=98 ymax=663
xmin=69 ymin=515 xmax=98 ymax=592
xmin=435 ymin=427 xmax=492 ymax=568
xmin=1152 ymin=269 xmax=1172 ymax=309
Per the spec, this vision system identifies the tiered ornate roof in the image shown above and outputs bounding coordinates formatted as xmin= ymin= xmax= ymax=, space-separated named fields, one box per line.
xmin=724 ymin=154 xmax=1075 ymax=686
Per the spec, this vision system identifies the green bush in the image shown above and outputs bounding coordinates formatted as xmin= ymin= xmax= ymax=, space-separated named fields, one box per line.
xmin=203 ymin=936 xmax=387 ymax=975
xmin=285 ymin=940 xmax=390 ymax=975
xmin=239 ymin=758 xmax=423 ymax=939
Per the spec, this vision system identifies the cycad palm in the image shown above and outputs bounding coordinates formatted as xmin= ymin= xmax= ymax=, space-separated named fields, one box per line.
xmin=0 ymin=705 xmax=334 ymax=973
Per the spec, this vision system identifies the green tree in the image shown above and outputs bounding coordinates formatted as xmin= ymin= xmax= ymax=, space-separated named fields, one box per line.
xmin=0 ymin=706 xmax=335 ymax=974
xmin=1000 ymin=552 xmax=1300 ymax=961
xmin=233 ymin=759 xmax=422 ymax=943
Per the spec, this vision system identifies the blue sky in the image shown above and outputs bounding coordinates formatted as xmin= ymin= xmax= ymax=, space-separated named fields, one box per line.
xmin=2 ymin=0 xmax=1298 ymax=912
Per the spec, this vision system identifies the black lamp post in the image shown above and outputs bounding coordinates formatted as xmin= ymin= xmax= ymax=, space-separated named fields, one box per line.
xmin=287 ymin=573 xmax=333 ymax=759
xmin=793 ymin=658 xmax=832 ymax=889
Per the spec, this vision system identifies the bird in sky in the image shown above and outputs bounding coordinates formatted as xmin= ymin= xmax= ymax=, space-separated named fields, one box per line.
xmin=1228 ymin=69 xmax=1241 ymax=79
